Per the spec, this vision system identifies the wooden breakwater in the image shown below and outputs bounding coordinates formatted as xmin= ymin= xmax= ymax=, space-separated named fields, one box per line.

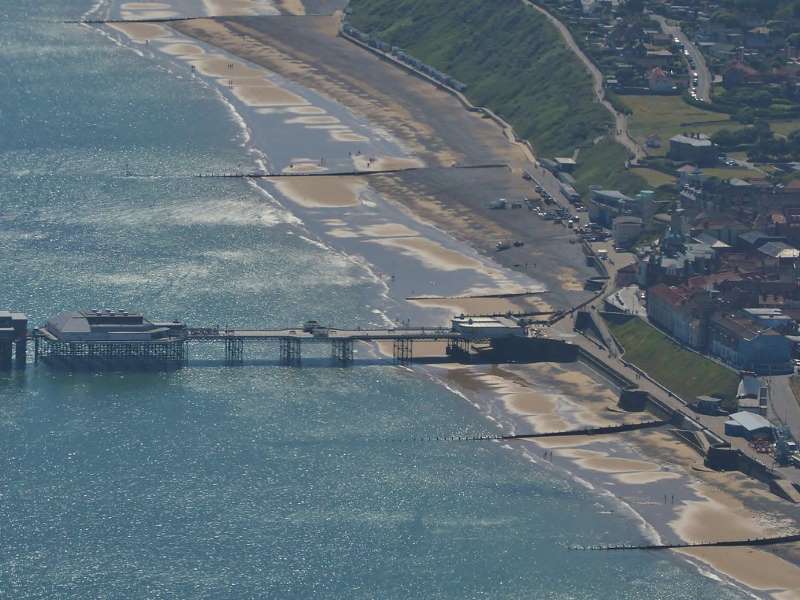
xmin=573 ymin=532 xmax=800 ymax=551
xmin=425 ymin=419 xmax=669 ymax=442
xmin=191 ymin=164 xmax=508 ymax=179
xmin=65 ymin=17 xmax=198 ymax=24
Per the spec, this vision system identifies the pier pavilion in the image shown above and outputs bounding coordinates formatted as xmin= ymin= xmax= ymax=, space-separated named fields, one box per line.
xmin=34 ymin=309 xmax=188 ymax=368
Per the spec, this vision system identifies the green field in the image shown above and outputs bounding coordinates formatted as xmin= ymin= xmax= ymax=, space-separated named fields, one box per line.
xmin=606 ymin=317 xmax=739 ymax=403
xmin=702 ymin=167 xmax=764 ymax=180
xmin=348 ymin=0 xmax=612 ymax=157
xmin=572 ymin=138 xmax=646 ymax=195
xmin=620 ymin=95 xmax=736 ymax=157
xmin=771 ymin=120 xmax=800 ymax=137
xmin=630 ymin=167 xmax=675 ymax=188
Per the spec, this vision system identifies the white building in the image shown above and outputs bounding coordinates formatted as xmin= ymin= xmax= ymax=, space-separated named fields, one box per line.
xmin=451 ymin=316 xmax=525 ymax=340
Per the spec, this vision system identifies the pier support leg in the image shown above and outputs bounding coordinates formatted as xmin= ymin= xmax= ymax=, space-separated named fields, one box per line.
xmin=15 ymin=339 xmax=27 ymax=368
xmin=224 ymin=337 xmax=244 ymax=365
xmin=0 ymin=340 xmax=11 ymax=370
xmin=331 ymin=339 xmax=354 ymax=365
xmin=446 ymin=338 xmax=470 ymax=361
xmin=393 ymin=338 xmax=413 ymax=365
xmin=279 ymin=337 xmax=301 ymax=366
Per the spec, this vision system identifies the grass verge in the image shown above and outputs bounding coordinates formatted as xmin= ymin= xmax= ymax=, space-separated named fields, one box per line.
xmin=630 ymin=167 xmax=676 ymax=188
xmin=606 ymin=316 xmax=739 ymax=403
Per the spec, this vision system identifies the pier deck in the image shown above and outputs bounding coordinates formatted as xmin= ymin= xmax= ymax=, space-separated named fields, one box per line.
xmin=187 ymin=327 xmax=458 ymax=341
xmin=187 ymin=326 xmax=461 ymax=365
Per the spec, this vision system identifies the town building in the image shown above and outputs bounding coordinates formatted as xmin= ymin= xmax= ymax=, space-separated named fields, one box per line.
xmin=708 ymin=311 xmax=792 ymax=374
xmin=668 ymin=133 xmax=717 ymax=166
xmin=588 ymin=189 xmax=635 ymax=226
xmin=742 ymin=308 xmax=795 ymax=333
xmin=724 ymin=411 xmax=773 ymax=440
xmin=647 ymin=67 xmax=675 ymax=92
xmin=646 ymin=284 xmax=709 ymax=349
xmin=612 ymin=216 xmax=643 ymax=248
xmin=450 ymin=316 xmax=525 ymax=340
xmin=554 ymin=157 xmax=577 ymax=172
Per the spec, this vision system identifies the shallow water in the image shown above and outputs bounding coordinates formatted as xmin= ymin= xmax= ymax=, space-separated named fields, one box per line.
xmin=0 ymin=2 xmax=752 ymax=598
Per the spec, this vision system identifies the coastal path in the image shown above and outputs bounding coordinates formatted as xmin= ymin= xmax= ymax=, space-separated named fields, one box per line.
xmin=522 ymin=0 xmax=645 ymax=162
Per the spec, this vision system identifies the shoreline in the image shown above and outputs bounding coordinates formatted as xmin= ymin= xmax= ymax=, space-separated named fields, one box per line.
xmin=100 ymin=3 xmax=800 ymax=597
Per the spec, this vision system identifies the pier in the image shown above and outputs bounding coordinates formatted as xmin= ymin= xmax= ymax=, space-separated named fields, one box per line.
xmin=23 ymin=310 xmax=534 ymax=369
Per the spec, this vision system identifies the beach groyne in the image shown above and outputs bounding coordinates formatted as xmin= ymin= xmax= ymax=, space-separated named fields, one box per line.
xmin=191 ymin=164 xmax=509 ymax=178
xmin=573 ymin=532 xmax=800 ymax=552
xmin=424 ymin=419 xmax=669 ymax=442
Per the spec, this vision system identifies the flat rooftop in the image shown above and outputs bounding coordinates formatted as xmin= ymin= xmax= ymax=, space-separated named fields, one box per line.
xmin=40 ymin=310 xmax=186 ymax=343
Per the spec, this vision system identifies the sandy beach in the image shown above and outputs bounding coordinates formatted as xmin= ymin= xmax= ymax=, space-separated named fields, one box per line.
xmin=98 ymin=3 xmax=800 ymax=596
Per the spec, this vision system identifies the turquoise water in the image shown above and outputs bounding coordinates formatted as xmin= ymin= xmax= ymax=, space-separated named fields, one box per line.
xmin=0 ymin=3 xmax=751 ymax=598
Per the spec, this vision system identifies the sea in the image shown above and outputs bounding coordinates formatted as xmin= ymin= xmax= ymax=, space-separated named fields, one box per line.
xmin=0 ymin=1 xmax=752 ymax=598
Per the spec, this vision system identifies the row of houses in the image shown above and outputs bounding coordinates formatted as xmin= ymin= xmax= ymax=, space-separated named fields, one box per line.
xmin=647 ymin=282 xmax=795 ymax=374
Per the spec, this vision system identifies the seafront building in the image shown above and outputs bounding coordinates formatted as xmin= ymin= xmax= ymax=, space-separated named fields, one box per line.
xmin=35 ymin=309 xmax=188 ymax=367
xmin=708 ymin=311 xmax=793 ymax=374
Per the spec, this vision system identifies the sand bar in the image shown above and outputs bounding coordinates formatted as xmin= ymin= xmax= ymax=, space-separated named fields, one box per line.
xmin=229 ymin=82 xmax=309 ymax=107
xmin=272 ymin=176 xmax=367 ymax=208
xmin=202 ymin=0 xmax=280 ymax=16
xmin=614 ymin=471 xmax=682 ymax=485
xmin=353 ymin=154 xmax=425 ymax=172
xmin=121 ymin=2 xmax=172 ymax=9
xmin=330 ymin=130 xmax=370 ymax=143
xmin=109 ymin=22 xmax=171 ymax=43
xmin=286 ymin=115 xmax=342 ymax=125
xmin=121 ymin=9 xmax=179 ymax=19
xmin=286 ymin=106 xmax=328 ymax=115
xmin=191 ymin=56 xmax=265 ymax=78
xmin=160 ymin=42 xmax=205 ymax=57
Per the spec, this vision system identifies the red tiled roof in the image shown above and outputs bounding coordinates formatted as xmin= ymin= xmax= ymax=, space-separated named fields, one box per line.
xmin=687 ymin=271 xmax=742 ymax=290
xmin=649 ymin=283 xmax=692 ymax=307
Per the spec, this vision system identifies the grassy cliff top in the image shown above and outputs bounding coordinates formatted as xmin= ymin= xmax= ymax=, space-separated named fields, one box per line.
xmin=348 ymin=0 xmax=612 ymax=158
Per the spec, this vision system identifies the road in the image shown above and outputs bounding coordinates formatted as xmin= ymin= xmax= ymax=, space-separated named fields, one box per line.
xmin=768 ymin=375 xmax=800 ymax=437
xmin=523 ymin=0 xmax=645 ymax=162
xmin=652 ymin=15 xmax=712 ymax=103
